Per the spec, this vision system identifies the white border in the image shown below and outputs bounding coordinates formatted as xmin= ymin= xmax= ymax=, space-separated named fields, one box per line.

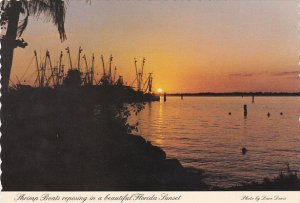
xmin=0 ymin=1 xmax=300 ymax=203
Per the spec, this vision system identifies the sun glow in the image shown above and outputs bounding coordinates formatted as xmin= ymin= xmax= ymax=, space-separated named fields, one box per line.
xmin=157 ymin=88 xmax=163 ymax=94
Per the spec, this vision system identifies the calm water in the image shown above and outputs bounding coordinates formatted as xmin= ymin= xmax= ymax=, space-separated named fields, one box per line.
xmin=130 ymin=96 xmax=300 ymax=187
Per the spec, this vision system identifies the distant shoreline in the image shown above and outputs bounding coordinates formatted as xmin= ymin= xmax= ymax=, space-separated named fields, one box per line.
xmin=166 ymin=92 xmax=300 ymax=97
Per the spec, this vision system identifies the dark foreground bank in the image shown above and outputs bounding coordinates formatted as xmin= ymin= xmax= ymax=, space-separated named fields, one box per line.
xmin=1 ymin=89 xmax=209 ymax=191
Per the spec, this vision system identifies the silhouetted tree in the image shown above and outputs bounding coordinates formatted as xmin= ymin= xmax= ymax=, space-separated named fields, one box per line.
xmin=1 ymin=0 xmax=67 ymax=93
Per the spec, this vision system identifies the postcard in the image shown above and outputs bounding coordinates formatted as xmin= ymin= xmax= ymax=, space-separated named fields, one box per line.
xmin=1 ymin=0 xmax=299 ymax=202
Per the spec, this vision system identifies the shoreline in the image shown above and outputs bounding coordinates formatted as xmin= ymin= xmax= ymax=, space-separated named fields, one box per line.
xmin=1 ymin=91 xmax=209 ymax=190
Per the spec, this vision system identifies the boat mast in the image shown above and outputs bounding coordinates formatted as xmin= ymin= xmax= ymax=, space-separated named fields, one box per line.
xmin=65 ymin=47 xmax=73 ymax=69
xmin=77 ymin=46 xmax=83 ymax=71
xmin=109 ymin=54 xmax=113 ymax=83
xmin=91 ymin=54 xmax=95 ymax=85
xmin=148 ymin=73 xmax=153 ymax=93
xmin=113 ymin=66 xmax=117 ymax=84
xmin=101 ymin=55 xmax=106 ymax=76
xmin=45 ymin=50 xmax=55 ymax=86
xmin=134 ymin=58 xmax=140 ymax=91
xmin=58 ymin=51 xmax=63 ymax=85
xmin=34 ymin=50 xmax=41 ymax=87
xmin=83 ymin=55 xmax=88 ymax=72
xmin=41 ymin=51 xmax=49 ymax=87
xmin=83 ymin=54 xmax=88 ymax=84
xmin=141 ymin=57 xmax=145 ymax=90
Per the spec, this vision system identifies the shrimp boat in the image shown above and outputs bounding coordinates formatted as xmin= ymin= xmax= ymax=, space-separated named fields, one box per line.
xmin=12 ymin=47 xmax=160 ymax=103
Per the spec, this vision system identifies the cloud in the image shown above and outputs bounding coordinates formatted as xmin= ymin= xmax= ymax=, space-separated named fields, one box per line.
xmin=270 ymin=71 xmax=299 ymax=77
xmin=228 ymin=73 xmax=254 ymax=77
xmin=228 ymin=70 xmax=299 ymax=79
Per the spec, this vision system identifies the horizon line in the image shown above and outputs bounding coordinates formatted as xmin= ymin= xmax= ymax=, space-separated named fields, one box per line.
xmin=165 ymin=92 xmax=300 ymax=95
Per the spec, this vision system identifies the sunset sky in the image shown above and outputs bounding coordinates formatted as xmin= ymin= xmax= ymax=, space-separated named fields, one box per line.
xmin=11 ymin=0 xmax=299 ymax=93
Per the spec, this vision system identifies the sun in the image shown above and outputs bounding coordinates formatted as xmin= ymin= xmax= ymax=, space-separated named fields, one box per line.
xmin=157 ymin=88 xmax=163 ymax=93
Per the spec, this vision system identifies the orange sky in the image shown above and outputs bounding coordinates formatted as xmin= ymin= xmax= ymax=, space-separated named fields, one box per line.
xmin=10 ymin=0 xmax=300 ymax=93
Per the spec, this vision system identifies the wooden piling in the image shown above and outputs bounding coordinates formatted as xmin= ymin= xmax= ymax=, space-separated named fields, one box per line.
xmin=181 ymin=94 xmax=183 ymax=100
xmin=164 ymin=92 xmax=167 ymax=102
xmin=252 ymin=95 xmax=255 ymax=103
xmin=244 ymin=104 xmax=248 ymax=117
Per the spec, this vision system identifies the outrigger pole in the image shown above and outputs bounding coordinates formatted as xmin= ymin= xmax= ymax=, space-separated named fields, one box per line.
xmin=101 ymin=55 xmax=106 ymax=76
xmin=78 ymin=46 xmax=83 ymax=71
xmin=34 ymin=50 xmax=41 ymax=87
xmin=65 ymin=47 xmax=73 ymax=69
xmin=91 ymin=53 xmax=95 ymax=85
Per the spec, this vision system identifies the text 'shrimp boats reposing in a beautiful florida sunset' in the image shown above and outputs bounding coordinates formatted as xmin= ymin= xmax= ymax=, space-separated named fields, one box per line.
xmin=1 ymin=0 xmax=300 ymax=193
